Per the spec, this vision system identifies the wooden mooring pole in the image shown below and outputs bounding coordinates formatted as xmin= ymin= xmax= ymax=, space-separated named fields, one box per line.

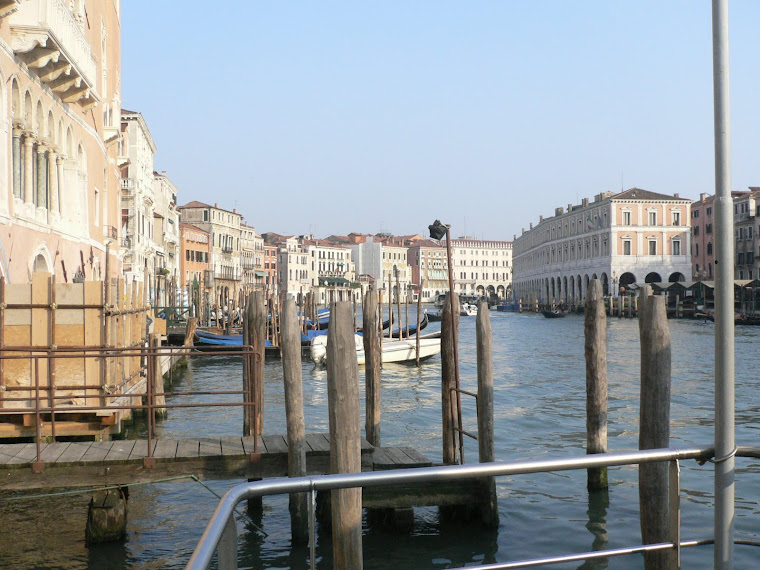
xmin=476 ymin=300 xmax=498 ymax=527
xmin=326 ymin=301 xmax=363 ymax=569
xmin=363 ymin=290 xmax=381 ymax=447
xmin=441 ymin=292 xmax=461 ymax=465
xmin=638 ymin=289 xmax=672 ymax=569
xmin=584 ymin=280 xmax=608 ymax=490
xmin=281 ymin=298 xmax=308 ymax=542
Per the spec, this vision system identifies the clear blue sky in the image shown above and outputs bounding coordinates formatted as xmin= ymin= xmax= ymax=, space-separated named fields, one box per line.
xmin=121 ymin=1 xmax=760 ymax=241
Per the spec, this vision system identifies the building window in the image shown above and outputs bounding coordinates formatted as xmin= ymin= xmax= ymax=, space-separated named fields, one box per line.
xmin=622 ymin=210 xmax=631 ymax=225
xmin=649 ymin=240 xmax=657 ymax=255
xmin=672 ymin=211 xmax=681 ymax=226
xmin=707 ymin=207 xmax=712 ymax=216
xmin=648 ymin=211 xmax=657 ymax=226
xmin=623 ymin=240 xmax=632 ymax=255
xmin=672 ymin=240 xmax=681 ymax=255
xmin=706 ymin=224 xmax=713 ymax=234
xmin=707 ymin=242 xmax=713 ymax=255
xmin=694 ymin=226 xmax=700 ymax=236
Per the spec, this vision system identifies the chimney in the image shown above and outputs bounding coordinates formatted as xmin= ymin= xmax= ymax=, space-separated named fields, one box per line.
xmin=568 ymin=203 xmax=573 ymax=212
xmin=214 ymin=203 xmax=219 ymax=208
xmin=529 ymin=223 xmax=533 ymax=230
xmin=555 ymin=207 xmax=565 ymax=216
xmin=674 ymin=193 xmax=680 ymax=198
xmin=582 ymin=198 xmax=589 ymax=207
xmin=539 ymin=215 xmax=543 ymax=222
xmin=233 ymin=208 xmax=237 ymax=213
xmin=700 ymin=193 xmax=707 ymax=202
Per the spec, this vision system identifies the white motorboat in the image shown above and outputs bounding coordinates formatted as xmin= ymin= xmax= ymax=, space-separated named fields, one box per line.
xmin=460 ymin=303 xmax=477 ymax=316
xmin=310 ymin=334 xmax=442 ymax=366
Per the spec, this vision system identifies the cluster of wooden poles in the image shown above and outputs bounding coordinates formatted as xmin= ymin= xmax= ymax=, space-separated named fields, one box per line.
xmin=235 ymin=288 xmax=497 ymax=568
xmin=584 ymin=280 xmax=672 ymax=569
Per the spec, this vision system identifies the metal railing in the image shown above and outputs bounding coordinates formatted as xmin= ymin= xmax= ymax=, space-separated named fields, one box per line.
xmin=0 ymin=345 xmax=261 ymax=469
xmin=188 ymin=445 xmax=760 ymax=570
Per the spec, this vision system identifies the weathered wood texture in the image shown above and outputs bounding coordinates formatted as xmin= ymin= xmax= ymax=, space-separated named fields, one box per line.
xmin=475 ymin=300 xmax=498 ymax=527
xmin=638 ymin=293 xmax=672 ymax=570
xmin=362 ymin=290 xmax=381 ymax=447
xmin=441 ymin=292 xmax=460 ymax=465
xmin=326 ymin=301 xmax=363 ymax=569
xmin=584 ymin=280 xmax=608 ymax=490
xmin=252 ymin=291 xmax=266 ymax=435
xmin=281 ymin=298 xmax=308 ymax=541
xmin=0 ymin=433 xmax=401 ymax=491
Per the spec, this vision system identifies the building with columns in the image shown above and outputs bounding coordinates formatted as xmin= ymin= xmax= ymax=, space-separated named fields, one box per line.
xmin=450 ymin=237 xmax=512 ymax=301
xmin=304 ymin=238 xmax=357 ymax=304
xmin=0 ymin=0 xmax=122 ymax=283
xmin=512 ymin=188 xmax=692 ymax=304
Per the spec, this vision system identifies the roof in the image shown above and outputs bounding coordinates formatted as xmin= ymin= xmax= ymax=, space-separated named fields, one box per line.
xmin=179 ymin=200 xmax=212 ymax=209
xmin=613 ymin=187 xmax=691 ymax=202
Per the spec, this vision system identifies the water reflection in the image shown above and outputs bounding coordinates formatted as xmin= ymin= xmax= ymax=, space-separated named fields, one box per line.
xmin=3 ymin=311 xmax=760 ymax=567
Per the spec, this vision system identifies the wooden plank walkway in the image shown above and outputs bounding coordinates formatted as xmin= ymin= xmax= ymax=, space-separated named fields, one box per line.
xmin=0 ymin=433 xmax=432 ymax=491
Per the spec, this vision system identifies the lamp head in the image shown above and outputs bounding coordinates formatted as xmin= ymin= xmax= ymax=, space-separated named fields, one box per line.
xmin=428 ymin=220 xmax=449 ymax=240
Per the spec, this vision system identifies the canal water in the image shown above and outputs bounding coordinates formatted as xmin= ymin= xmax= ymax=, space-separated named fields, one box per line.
xmin=2 ymin=310 xmax=760 ymax=568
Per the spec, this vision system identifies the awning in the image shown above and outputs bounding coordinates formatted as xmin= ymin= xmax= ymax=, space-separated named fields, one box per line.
xmin=319 ymin=277 xmax=350 ymax=286
xmin=255 ymin=270 xmax=266 ymax=277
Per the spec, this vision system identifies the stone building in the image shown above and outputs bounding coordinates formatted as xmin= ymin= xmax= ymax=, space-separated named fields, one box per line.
xmin=733 ymin=189 xmax=760 ymax=281
xmin=119 ymin=110 xmax=156 ymax=287
xmin=241 ymin=222 xmax=264 ymax=292
xmin=304 ymin=238 xmax=357 ymax=304
xmin=152 ymin=170 xmax=180 ymax=302
xmin=0 ymin=1 xmax=122 ymax=283
xmin=449 ymin=237 xmax=512 ymax=301
xmin=407 ymin=239 xmax=448 ymax=303
xmin=690 ymin=192 xmax=717 ymax=280
xmin=513 ymin=188 xmax=692 ymax=304
xmin=178 ymin=201 xmax=242 ymax=307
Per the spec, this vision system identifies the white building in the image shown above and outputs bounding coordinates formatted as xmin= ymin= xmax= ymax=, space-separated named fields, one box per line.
xmin=305 ymin=239 xmax=356 ymax=304
xmin=152 ymin=171 xmax=180 ymax=303
xmin=512 ymin=188 xmax=692 ymax=304
xmin=450 ymin=237 xmax=512 ymax=301
xmin=119 ymin=110 xmax=157 ymax=290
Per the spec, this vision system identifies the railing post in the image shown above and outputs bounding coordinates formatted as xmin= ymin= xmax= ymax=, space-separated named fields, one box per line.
xmin=476 ymin=299 xmax=498 ymax=527
xmin=32 ymin=356 xmax=43 ymax=473
xmin=217 ymin=514 xmax=238 ymax=570
xmin=668 ymin=459 xmax=681 ymax=569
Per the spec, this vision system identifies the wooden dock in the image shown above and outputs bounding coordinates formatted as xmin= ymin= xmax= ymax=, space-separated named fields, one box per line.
xmin=0 ymin=433 xmax=434 ymax=492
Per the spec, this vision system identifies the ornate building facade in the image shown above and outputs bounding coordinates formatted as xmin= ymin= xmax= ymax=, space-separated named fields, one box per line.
xmin=0 ymin=0 xmax=122 ymax=283
xmin=513 ymin=188 xmax=692 ymax=304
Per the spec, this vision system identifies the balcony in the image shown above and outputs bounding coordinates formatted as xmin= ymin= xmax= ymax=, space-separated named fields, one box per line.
xmin=221 ymin=245 xmax=233 ymax=254
xmin=0 ymin=1 xmax=21 ymax=19
xmin=10 ymin=0 xmax=98 ymax=107
xmin=121 ymin=178 xmax=133 ymax=191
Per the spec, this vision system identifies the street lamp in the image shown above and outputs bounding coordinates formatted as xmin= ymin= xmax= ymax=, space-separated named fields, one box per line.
xmin=428 ymin=219 xmax=464 ymax=463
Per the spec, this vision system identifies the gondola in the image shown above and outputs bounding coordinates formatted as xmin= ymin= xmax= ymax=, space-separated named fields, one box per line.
xmin=542 ymin=309 xmax=566 ymax=319
xmin=384 ymin=313 xmax=429 ymax=338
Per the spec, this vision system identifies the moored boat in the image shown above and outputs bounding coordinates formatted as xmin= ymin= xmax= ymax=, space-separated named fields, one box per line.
xmin=542 ymin=309 xmax=566 ymax=318
xmin=460 ymin=303 xmax=477 ymax=316
xmin=309 ymin=334 xmax=441 ymax=366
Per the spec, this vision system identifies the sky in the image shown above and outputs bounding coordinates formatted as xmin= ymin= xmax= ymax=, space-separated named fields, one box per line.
xmin=121 ymin=1 xmax=760 ymax=242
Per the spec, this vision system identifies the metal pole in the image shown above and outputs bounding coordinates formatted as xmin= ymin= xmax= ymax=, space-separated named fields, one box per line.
xmin=711 ymin=1 xmax=735 ymax=567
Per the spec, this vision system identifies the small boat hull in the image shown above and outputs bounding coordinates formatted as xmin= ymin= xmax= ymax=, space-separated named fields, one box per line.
xmin=310 ymin=334 xmax=441 ymax=365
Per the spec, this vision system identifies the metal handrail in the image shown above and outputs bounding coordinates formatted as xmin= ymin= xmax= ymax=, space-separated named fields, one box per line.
xmin=188 ymin=445 xmax=760 ymax=569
